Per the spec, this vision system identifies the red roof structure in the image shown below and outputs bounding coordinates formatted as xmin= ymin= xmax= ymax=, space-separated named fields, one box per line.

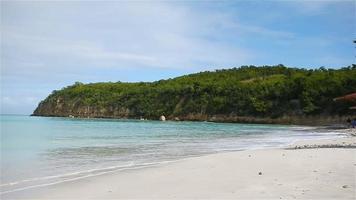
xmin=333 ymin=92 xmax=356 ymax=109
xmin=333 ymin=93 xmax=356 ymax=102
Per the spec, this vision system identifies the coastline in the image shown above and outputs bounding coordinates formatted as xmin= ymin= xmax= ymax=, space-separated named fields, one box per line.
xmin=2 ymin=131 xmax=355 ymax=200
xmin=30 ymin=114 xmax=355 ymax=126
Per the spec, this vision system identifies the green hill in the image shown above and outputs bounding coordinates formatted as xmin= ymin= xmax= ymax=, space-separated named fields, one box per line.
xmin=33 ymin=65 xmax=356 ymax=124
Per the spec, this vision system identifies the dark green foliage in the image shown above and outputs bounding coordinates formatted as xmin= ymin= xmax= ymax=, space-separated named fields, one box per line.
xmin=36 ymin=65 xmax=356 ymax=118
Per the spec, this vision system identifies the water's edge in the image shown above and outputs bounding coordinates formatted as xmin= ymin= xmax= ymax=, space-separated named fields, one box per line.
xmin=30 ymin=114 xmax=352 ymax=127
xmin=1 ymin=134 xmax=348 ymax=195
xmin=1 ymin=115 xmax=348 ymax=194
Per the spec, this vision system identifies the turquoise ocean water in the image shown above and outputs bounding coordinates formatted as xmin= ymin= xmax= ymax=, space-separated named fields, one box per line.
xmin=0 ymin=115 xmax=346 ymax=194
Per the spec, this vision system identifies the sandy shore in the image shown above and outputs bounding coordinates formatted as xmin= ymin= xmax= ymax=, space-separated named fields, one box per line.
xmin=2 ymin=134 xmax=356 ymax=199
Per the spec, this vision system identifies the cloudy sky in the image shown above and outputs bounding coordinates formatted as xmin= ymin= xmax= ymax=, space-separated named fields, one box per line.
xmin=1 ymin=1 xmax=354 ymax=114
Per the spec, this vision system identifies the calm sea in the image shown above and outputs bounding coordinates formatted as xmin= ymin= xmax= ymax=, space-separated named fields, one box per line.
xmin=0 ymin=115 xmax=346 ymax=194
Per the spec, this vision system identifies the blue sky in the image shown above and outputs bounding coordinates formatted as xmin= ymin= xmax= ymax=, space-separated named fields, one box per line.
xmin=1 ymin=1 xmax=355 ymax=114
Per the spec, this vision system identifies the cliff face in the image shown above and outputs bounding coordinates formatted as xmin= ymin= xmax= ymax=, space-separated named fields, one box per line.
xmin=32 ymin=96 xmax=353 ymax=125
xmin=33 ymin=97 xmax=131 ymax=118
xmin=32 ymin=65 xmax=356 ymax=125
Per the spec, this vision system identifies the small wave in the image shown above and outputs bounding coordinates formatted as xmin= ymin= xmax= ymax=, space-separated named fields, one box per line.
xmin=0 ymin=160 xmax=180 ymax=194
xmin=0 ymin=162 xmax=134 ymax=188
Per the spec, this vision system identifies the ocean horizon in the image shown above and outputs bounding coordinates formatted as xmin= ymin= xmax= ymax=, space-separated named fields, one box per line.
xmin=0 ymin=115 xmax=347 ymax=194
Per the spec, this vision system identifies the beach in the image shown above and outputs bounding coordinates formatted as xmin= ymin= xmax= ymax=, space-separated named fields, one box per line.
xmin=2 ymin=0 xmax=356 ymax=199
xmin=2 ymin=131 xmax=355 ymax=200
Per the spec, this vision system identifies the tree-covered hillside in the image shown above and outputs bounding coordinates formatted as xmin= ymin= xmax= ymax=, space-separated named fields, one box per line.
xmin=33 ymin=65 xmax=356 ymax=124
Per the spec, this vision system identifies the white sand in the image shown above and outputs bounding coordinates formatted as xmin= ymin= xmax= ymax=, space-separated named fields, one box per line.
xmin=2 ymin=136 xmax=356 ymax=200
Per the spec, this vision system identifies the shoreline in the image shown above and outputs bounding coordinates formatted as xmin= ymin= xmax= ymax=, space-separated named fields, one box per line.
xmin=0 ymin=127 xmax=348 ymax=190
xmin=30 ymin=114 xmax=354 ymax=127
xmin=2 ymin=132 xmax=355 ymax=200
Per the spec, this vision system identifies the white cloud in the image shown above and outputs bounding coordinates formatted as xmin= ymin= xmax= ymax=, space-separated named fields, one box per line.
xmin=222 ymin=21 xmax=295 ymax=39
xmin=1 ymin=1 xmax=259 ymax=74
xmin=3 ymin=30 xmax=157 ymax=64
